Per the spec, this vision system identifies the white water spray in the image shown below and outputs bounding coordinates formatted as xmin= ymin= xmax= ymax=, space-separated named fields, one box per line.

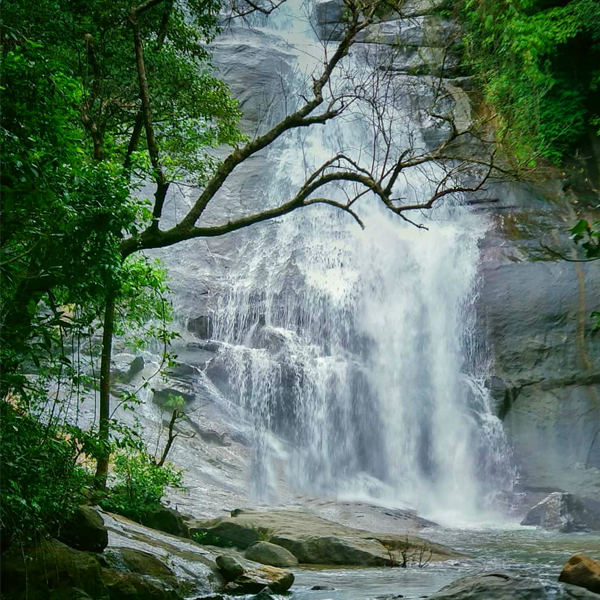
xmin=201 ymin=0 xmax=515 ymax=522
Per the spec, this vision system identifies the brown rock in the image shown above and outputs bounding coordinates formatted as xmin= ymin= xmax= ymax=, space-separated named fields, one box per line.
xmin=559 ymin=554 xmax=600 ymax=594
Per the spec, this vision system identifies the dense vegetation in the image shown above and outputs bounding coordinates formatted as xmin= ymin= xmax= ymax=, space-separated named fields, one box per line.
xmin=461 ymin=0 xmax=600 ymax=163
xmin=1 ymin=0 xmax=597 ymax=550
xmin=0 ymin=0 xmax=242 ymax=544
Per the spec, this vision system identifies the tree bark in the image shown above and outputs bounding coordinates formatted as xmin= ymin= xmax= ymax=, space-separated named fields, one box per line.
xmin=94 ymin=295 xmax=116 ymax=488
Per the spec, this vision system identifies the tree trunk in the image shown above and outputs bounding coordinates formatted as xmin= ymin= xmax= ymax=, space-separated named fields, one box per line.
xmin=94 ymin=295 xmax=116 ymax=488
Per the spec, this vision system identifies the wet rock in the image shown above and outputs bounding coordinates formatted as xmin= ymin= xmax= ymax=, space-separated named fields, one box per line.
xmin=58 ymin=505 xmax=109 ymax=553
xmin=216 ymin=554 xmax=246 ymax=581
xmin=559 ymin=554 xmax=600 ymax=594
xmin=244 ymin=541 xmax=299 ymax=567
xmin=428 ymin=572 xmax=600 ymax=599
xmin=481 ymin=258 xmax=600 ymax=497
xmin=188 ymin=315 xmax=214 ymax=339
xmin=102 ymin=568 xmax=182 ymax=600
xmin=233 ymin=565 xmax=294 ymax=594
xmin=521 ymin=493 xmax=600 ymax=532
xmin=312 ymin=585 xmax=336 ymax=590
xmin=0 ymin=539 xmax=107 ymax=599
xmin=139 ymin=506 xmax=189 ymax=538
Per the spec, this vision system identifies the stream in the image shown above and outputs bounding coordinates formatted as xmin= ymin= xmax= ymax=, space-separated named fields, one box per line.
xmin=290 ymin=526 xmax=600 ymax=599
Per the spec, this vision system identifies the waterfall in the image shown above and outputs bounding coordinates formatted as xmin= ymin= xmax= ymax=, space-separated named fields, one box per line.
xmin=181 ymin=0 xmax=516 ymax=521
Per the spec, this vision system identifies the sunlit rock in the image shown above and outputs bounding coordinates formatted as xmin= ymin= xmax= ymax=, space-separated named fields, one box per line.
xmin=559 ymin=554 xmax=600 ymax=595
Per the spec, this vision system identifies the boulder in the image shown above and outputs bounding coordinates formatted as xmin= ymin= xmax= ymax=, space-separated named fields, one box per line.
xmin=559 ymin=554 xmax=600 ymax=594
xmin=428 ymin=572 xmax=600 ymax=599
xmin=233 ymin=565 xmax=294 ymax=594
xmin=102 ymin=568 xmax=182 ymax=600
xmin=270 ymin=534 xmax=388 ymax=566
xmin=189 ymin=520 xmax=260 ymax=549
xmin=244 ymin=541 xmax=299 ymax=567
xmin=58 ymin=505 xmax=109 ymax=552
xmin=215 ymin=554 xmax=246 ymax=581
xmin=521 ymin=493 xmax=600 ymax=532
xmin=0 ymin=539 xmax=107 ymax=600
xmin=139 ymin=506 xmax=189 ymax=538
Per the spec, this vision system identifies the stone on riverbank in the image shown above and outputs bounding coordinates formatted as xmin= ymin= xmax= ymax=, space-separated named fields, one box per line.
xmin=244 ymin=541 xmax=298 ymax=567
xmin=559 ymin=554 xmax=600 ymax=594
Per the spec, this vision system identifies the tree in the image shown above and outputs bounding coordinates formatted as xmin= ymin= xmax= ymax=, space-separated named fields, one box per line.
xmin=1 ymin=0 xmax=507 ymax=487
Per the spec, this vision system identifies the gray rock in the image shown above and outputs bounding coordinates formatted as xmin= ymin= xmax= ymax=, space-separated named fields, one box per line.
xmin=357 ymin=17 xmax=459 ymax=47
xmin=244 ymin=541 xmax=299 ymax=567
xmin=428 ymin=572 xmax=600 ymax=599
xmin=521 ymin=493 xmax=600 ymax=532
xmin=128 ymin=355 xmax=145 ymax=378
xmin=216 ymin=554 xmax=246 ymax=581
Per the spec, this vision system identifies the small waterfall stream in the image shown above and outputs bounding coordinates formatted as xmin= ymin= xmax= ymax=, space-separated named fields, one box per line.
xmin=171 ymin=0 xmax=516 ymax=522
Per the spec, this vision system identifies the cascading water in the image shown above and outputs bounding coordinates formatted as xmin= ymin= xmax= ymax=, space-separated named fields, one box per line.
xmin=196 ymin=0 xmax=516 ymax=522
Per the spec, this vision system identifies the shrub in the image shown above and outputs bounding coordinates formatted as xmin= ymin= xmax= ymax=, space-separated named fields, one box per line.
xmin=0 ymin=403 xmax=92 ymax=546
xmin=99 ymin=449 xmax=182 ymax=522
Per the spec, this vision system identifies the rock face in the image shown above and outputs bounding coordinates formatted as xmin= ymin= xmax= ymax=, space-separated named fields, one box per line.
xmin=58 ymin=505 xmax=109 ymax=553
xmin=479 ymin=168 xmax=600 ymax=500
xmin=428 ymin=572 xmax=600 ymax=600
xmin=560 ymin=554 xmax=600 ymax=595
xmin=244 ymin=541 xmax=299 ymax=567
xmin=521 ymin=493 xmax=600 ymax=532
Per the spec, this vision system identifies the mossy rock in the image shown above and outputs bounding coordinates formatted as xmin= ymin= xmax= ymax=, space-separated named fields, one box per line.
xmin=102 ymin=569 xmax=182 ymax=600
xmin=189 ymin=520 xmax=260 ymax=549
xmin=0 ymin=539 xmax=107 ymax=600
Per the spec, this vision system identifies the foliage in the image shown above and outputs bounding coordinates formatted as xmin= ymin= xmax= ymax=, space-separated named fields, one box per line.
xmin=571 ymin=218 xmax=600 ymax=330
xmin=461 ymin=0 xmax=600 ymax=164
xmin=0 ymin=403 xmax=92 ymax=545
xmin=99 ymin=448 xmax=182 ymax=521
